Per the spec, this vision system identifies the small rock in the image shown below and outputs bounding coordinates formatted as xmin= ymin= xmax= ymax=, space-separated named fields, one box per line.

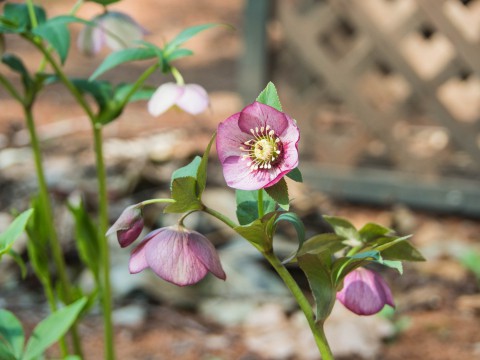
xmin=456 ymin=294 xmax=480 ymax=315
xmin=112 ymin=304 xmax=147 ymax=328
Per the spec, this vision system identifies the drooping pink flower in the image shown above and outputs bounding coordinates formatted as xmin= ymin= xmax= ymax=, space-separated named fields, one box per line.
xmin=216 ymin=101 xmax=300 ymax=190
xmin=106 ymin=205 xmax=144 ymax=248
xmin=147 ymin=82 xmax=209 ymax=117
xmin=129 ymin=225 xmax=226 ymax=286
xmin=337 ymin=268 xmax=395 ymax=316
xmin=78 ymin=11 xmax=146 ymax=56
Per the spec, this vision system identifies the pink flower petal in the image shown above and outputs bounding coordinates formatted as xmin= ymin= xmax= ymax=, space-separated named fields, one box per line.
xmin=145 ymin=227 xmax=209 ymax=286
xmin=176 ymin=84 xmax=209 ymax=115
xmin=216 ymin=113 xmax=250 ymax=163
xmin=129 ymin=239 xmax=149 ymax=274
xmin=221 ymin=156 xmax=273 ymax=190
xmin=238 ymin=102 xmax=289 ymax=135
xmin=337 ymin=268 xmax=395 ymax=316
xmin=187 ymin=230 xmax=226 ymax=280
xmin=148 ymin=83 xmax=183 ymax=117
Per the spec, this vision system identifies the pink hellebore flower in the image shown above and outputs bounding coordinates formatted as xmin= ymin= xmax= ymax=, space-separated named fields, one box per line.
xmin=147 ymin=82 xmax=209 ymax=117
xmin=129 ymin=225 xmax=226 ymax=286
xmin=106 ymin=205 xmax=144 ymax=248
xmin=78 ymin=11 xmax=146 ymax=56
xmin=216 ymin=101 xmax=300 ymax=190
xmin=337 ymin=268 xmax=395 ymax=316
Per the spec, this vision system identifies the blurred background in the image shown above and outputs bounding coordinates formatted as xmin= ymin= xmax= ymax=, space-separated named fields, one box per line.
xmin=0 ymin=0 xmax=479 ymax=359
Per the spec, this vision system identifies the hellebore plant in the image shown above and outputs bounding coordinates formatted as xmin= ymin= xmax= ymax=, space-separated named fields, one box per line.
xmin=0 ymin=0 xmax=223 ymax=358
xmin=110 ymin=82 xmax=425 ymax=360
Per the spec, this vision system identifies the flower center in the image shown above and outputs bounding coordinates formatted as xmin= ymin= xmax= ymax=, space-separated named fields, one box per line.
xmin=240 ymin=125 xmax=282 ymax=171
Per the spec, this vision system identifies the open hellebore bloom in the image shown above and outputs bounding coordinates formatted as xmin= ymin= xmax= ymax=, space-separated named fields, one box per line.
xmin=78 ymin=11 xmax=145 ymax=56
xmin=147 ymin=82 xmax=209 ymax=117
xmin=129 ymin=225 xmax=226 ymax=286
xmin=337 ymin=268 xmax=395 ymax=316
xmin=106 ymin=205 xmax=144 ymax=248
xmin=216 ymin=101 xmax=300 ymax=190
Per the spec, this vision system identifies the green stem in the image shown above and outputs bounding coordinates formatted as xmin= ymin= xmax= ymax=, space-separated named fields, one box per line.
xmin=25 ymin=106 xmax=83 ymax=357
xmin=171 ymin=67 xmax=185 ymax=85
xmin=263 ymin=252 xmax=334 ymax=360
xmin=117 ymin=63 xmax=159 ymax=109
xmin=257 ymin=190 xmax=264 ymax=218
xmin=93 ymin=125 xmax=115 ymax=360
xmin=203 ymin=205 xmax=238 ymax=229
xmin=26 ymin=0 xmax=38 ymax=28
xmin=140 ymin=198 xmax=175 ymax=206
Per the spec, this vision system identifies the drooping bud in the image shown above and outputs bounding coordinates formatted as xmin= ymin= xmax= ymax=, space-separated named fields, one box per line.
xmin=336 ymin=267 xmax=395 ymax=316
xmin=129 ymin=225 xmax=226 ymax=286
xmin=106 ymin=205 xmax=144 ymax=248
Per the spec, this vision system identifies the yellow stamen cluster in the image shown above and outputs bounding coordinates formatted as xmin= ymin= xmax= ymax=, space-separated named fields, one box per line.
xmin=240 ymin=125 xmax=281 ymax=172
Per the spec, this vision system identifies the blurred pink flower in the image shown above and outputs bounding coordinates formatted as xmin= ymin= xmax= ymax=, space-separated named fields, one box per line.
xmin=216 ymin=101 xmax=299 ymax=190
xmin=147 ymin=82 xmax=209 ymax=117
xmin=106 ymin=205 xmax=144 ymax=248
xmin=129 ymin=225 xmax=225 ymax=286
xmin=77 ymin=11 xmax=146 ymax=56
xmin=337 ymin=268 xmax=395 ymax=316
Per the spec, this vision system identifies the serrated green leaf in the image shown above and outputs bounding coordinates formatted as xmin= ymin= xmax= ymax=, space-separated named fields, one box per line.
xmin=33 ymin=16 xmax=86 ymax=64
xmin=233 ymin=212 xmax=278 ymax=252
xmin=286 ymin=167 xmax=303 ymax=182
xmin=359 ymin=222 xmax=393 ymax=243
xmin=332 ymin=250 xmax=381 ymax=284
xmin=297 ymin=233 xmax=346 ymax=257
xmin=164 ymin=177 xmax=202 ymax=213
xmin=380 ymin=259 xmax=403 ymax=274
xmin=165 ymin=23 xmax=219 ymax=53
xmin=298 ymin=254 xmax=336 ymax=322
xmin=322 ymin=216 xmax=360 ymax=242
xmin=0 ymin=209 xmax=33 ymax=256
xmin=68 ymin=200 xmax=101 ymax=277
xmin=256 ymin=82 xmax=282 ymax=112
xmin=0 ymin=309 xmax=24 ymax=359
xmin=170 ymin=157 xmax=202 ymax=189
xmin=379 ymin=240 xmax=425 ymax=262
xmin=265 ymin=178 xmax=289 ymax=210
xmin=3 ymin=3 xmax=46 ymax=32
xmin=90 ymin=47 xmax=157 ymax=80
xmin=196 ymin=132 xmax=216 ymax=196
xmin=235 ymin=190 xmax=275 ymax=225
xmin=23 ymin=297 xmax=87 ymax=360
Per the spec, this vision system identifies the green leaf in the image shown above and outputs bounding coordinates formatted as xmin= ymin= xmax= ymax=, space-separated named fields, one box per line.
xmin=275 ymin=212 xmax=305 ymax=251
xmin=113 ymin=83 xmax=156 ymax=103
xmin=196 ymin=133 xmax=216 ymax=196
xmin=68 ymin=200 xmax=101 ymax=277
xmin=286 ymin=167 xmax=303 ymax=182
xmin=170 ymin=157 xmax=202 ymax=189
xmin=87 ymin=0 xmax=121 ymax=4
xmin=90 ymin=47 xmax=157 ymax=80
xmin=332 ymin=250 xmax=381 ymax=284
xmin=297 ymin=233 xmax=346 ymax=257
xmin=0 ymin=209 xmax=33 ymax=256
xmin=265 ymin=178 xmax=289 ymax=210
xmin=380 ymin=259 xmax=403 ymax=274
xmin=233 ymin=213 xmax=278 ymax=252
xmin=256 ymin=82 xmax=282 ymax=111
xmin=298 ymin=254 xmax=336 ymax=322
xmin=379 ymin=240 xmax=425 ymax=262
xmin=164 ymin=177 xmax=202 ymax=213
xmin=0 ymin=344 xmax=16 ymax=360
xmin=3 ymin=3 xmax=46 ymax=32
xmin=0 ymin=309 xmax=24 ymax=359
xmin=22 ymin=297 xmax=87 ymax=360
xmin=165 ymin=48 xmax=194 ymax=62
xmin=7 ymin=248 xmax=27 ymax=279
xmin=33 ymin=16 xmax=86 ymax=64
xmin=322 ymin=216 xmax=360 ymax=242
xmin=359 ymin=222 xmax=393 ymax=243
xmin=1 ymin=54 xmax=33 ymax=92
xmin=459 ymin=251 xmax=480 ymax=280
xmin=235 ymin=190 xmax=275 ymax=225
xmin=165 ymin=23 xmax=219 ymax=53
